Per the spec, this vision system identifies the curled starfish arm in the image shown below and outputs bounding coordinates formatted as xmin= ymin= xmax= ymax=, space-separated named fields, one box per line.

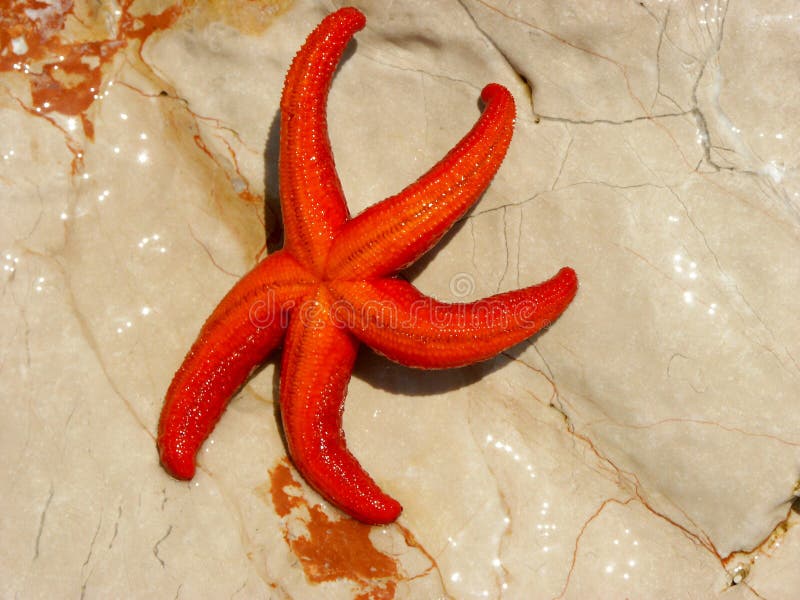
xmin=331 ymin=267 xmax=577 ymax=369
xmin=325 ymin=83 xmax=515 ymax=280
xmin=280 ymin=287 xmax=403 ymax=524
xmin=279 ymin=7 xmax=366 ymax=275
xmin=158 ymin=251 xmax=314 ymax=480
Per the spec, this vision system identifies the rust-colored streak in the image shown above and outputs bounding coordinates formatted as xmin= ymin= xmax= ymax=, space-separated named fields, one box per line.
xmin=29 ymin=45 xmax=111 ymax=138
xmin=268 ymin=460 xmax=304 ymax=517
xmin=354 ymin=581 xmax=397 ymax=600
xmin=291 ymin=505 xmax=398 ymax=583
xmin=0 ymin=0 xmax=73 ymax=64
xmin=268 ymin=459 xmax=400 ymax=597
xmin=0 ymin=0 xmax=183 ymax=141
xmin=117 ymin=2 xmax=184 ymax=42
xmin=193 ymin=133 xmax=263 ymax=205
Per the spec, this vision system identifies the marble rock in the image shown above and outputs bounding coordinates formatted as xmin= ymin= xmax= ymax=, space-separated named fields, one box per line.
xmin=1 ymin=0 xmax=798 ymax=598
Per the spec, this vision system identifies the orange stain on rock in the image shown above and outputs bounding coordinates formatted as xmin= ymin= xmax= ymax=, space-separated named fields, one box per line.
xmin=354 ymin=581 xmax=397 ymax=600
xmin=268 ymin=459 xmax=401 ymax=598
xmin=268 ymin=460 xmax=305 ymax=517
xmin=289 ymin=506 xmax=398 ymax=584
xmin=3 ymin=0 xmax=280 ymax=216
xmin=1 ymin=0 xmax=183 ymax=142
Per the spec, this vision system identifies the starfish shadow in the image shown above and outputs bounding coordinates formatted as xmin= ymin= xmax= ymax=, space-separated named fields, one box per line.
xmin=353 ymin=333 xmax=545 ymax=398
xmin=402 ymin=213 xmax=470 ymax=280
xmin=263 ymin=109 xmax=283 ymax=253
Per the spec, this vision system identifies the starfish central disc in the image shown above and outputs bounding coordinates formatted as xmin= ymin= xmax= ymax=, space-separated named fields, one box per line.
xmin=157 ymin=7 xmax=578 ymax=525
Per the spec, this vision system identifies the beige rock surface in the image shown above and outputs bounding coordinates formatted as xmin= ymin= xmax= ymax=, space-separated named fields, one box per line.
xmin=1 ymin=0 xmax=798 ymax=598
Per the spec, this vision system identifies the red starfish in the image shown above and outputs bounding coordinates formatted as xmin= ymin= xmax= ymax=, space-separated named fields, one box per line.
xmin=157 ymin=7 xmax=578 ymax=524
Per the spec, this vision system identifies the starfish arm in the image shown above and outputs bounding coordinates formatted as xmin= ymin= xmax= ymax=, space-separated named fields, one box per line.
xmin=330 ymin=267 xmax=577 ymax=369
xmin=324 ymin=83 xmax=516 ymax=280
xmin=158 ymin=251 xmax=314 ymax=480
xmin=279 ymin=7 xmax=366 ymax=275
xmin=280 ymin=287 xmax=403 ymax=524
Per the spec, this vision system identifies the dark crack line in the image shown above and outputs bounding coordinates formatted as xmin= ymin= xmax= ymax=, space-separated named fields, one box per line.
xmin=639 ymin=2 xmax=697 ymax=112
xmin=34 ymin=484 xmax=54 ymax=560
xmin=82 ymin=516 xmax=103 ymax=568
xmin=153 ymin=525 xmax=173 ymax=568
xmin=689 ymin=0 xmax=739 ymax=173
xmin=514 ymin=207 xmax=522 ymax=287
xmin=108 ymin=505 xmax=122 ymax=549
xmin=497 ymin=206 xmax=510 ymax=293
xmin=462 ymin=191 xmax=547 ymax=222
xmin=467 ymin=180 xmax=664 ymax=225
xmin=566 ymin=181 xmax=666 ymax=193
xmin=639 ymin=0 xmax=702 ymax=63
xmin=551 ymin=136 xmax=573 ymax=191
xmin=538 ymin=110 xmax=691 ymax=126
xmin=232 ymin=580 xmax=247 ymax=597
xmin=360 ymin=52 xmax=479 ymax=92
xmin=79 ymin=567 xmax=95 ymax=600
xmin=468 ymin=220 xmax=479 ymax=276
xmin=420 ymin=70 xmax=431 ymax=153
xmin=454 ymin=0 xmax=535 ymax=105
xmin=651 ymin=5 xmax=670 ymax=111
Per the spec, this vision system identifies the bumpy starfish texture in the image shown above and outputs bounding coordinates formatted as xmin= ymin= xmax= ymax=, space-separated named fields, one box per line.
xmin=158 ymin=7 xmax=578 ymax=524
